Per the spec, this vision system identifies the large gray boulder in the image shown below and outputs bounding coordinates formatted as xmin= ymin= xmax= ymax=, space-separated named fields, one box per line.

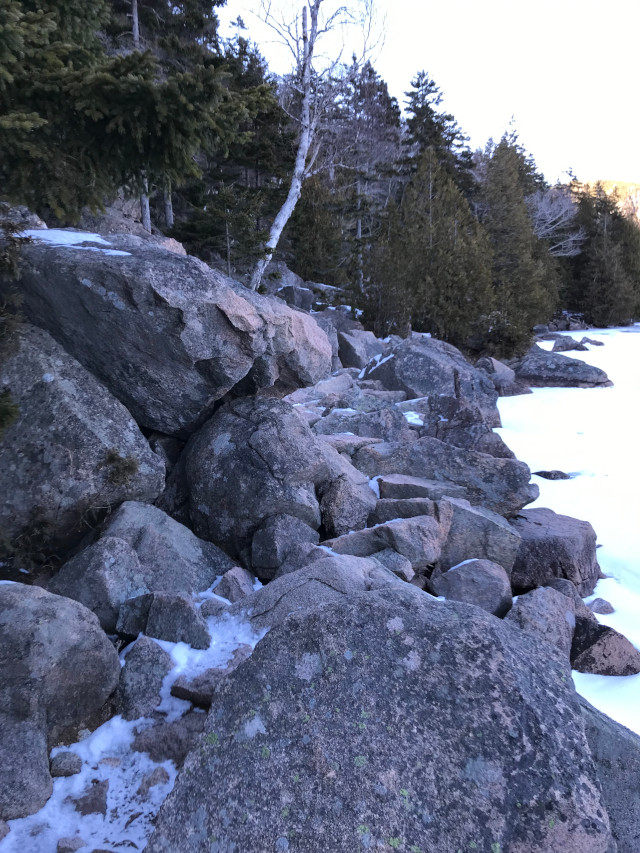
xmin=16 ymin=235 xmax=332 ymax=435
xmin=184 ymin=397 xmax=329 ymax=559
xmin=352 ymin=436 xmax=538 ymax=517
xmin=571 ymin=619 xmax=640 ymax=676
xmin=0 ymin=584 xmax=120 ymax=820
xmin=514 ymin=348 xmax=612 ymax=388
xmin=337 ymin=329 xmax=384 ymax=369
xmin=437 ymin=497 xmax=522 ymax=573
xmin=48 ymin=502 xmax=234 ymax=632
xmin=505 ymin=586 xmax=576 ymax=657
xmin=581 ymin=696 xmax=640 ymax=853
xmin=510 ymin=508 xmax=601 ymax=595
xmin=361 ymin=335 xmax=501 ymax=426
xmin=225 ymin=553 xmax=404 ymax=631
xmin=313 ymin=406 xmax=414 ymax=442
xmin=147 ymin=586 xmax=615 ymax=853
xmin=251 ymin=514 xmax=320 ymax=581
xmin=429 ymin=558 xmax=512 ymax=616
xmin=325 ymin=514 xmax=448 ymax=570
xmin=0 ymin=325 xmax=165 ymax=555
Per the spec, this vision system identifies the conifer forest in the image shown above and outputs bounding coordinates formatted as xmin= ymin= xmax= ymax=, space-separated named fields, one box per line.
xmin=2 ymin=0 xmax=639 ymax=357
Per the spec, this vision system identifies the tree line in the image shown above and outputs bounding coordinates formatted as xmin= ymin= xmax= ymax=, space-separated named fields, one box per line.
xmin=1 ymin=0 xmax=639 ymax=357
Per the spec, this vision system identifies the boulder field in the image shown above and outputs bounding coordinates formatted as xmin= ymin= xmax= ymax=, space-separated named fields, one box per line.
xmin=1 ymin=231 xmax=633 ymax=852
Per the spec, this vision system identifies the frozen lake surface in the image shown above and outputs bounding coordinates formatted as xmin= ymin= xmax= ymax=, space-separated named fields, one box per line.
xmin=497 ymin=324 xmax=640 ymax=735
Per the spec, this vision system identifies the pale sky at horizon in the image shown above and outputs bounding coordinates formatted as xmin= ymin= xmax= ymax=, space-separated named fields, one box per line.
xmin=218 ymin=0 xmax=640 ymax=186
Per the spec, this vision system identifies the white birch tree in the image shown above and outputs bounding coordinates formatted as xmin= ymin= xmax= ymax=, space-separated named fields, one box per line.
xmin=248 ymin=0 xmax=377 ymax=291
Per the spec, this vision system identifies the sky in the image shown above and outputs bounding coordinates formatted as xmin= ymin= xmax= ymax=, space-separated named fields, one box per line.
xmin=218 ymin=0 xmax=640 ymax=185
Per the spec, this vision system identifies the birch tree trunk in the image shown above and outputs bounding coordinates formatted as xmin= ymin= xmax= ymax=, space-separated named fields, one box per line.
xmin=249 ymin=3 xmax=319 ymax=291
xmin=164 ymin=179 xmax=174 ymax=229
xmin=131 ymin=0 xmax=140 ymax=48
xmin=140 ymin=174 xmax=151 ymax=232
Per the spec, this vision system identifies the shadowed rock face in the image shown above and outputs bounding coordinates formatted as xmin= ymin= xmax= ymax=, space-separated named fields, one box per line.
xmin=0 ymin=584 xmax=120 ymax=821
xmin=352 ymin=436 xmax=538 ymax=518
xmin=147 ymin=586 xmax=614 ymax=853
xmin=16 ymin=237 xmax=332 ymax=436
xmin=361 ymin=336 xmax=501 ymax=426
xmin=0 ymin=324 xmax=165 ymax=554
xmin=509 ymin=508 xmax=601 ymax=596
xmin=184 ymin=397 xmax=329 ymax=559
xmin=514 ymin=348 xmax=612 ymax=388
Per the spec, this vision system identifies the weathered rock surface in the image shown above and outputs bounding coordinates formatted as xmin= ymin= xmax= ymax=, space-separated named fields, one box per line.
xmin=369 ymin=497 xmax=436 ymax=524
xmin=361 ymin=335 xmax=500 ymax=425
xmin=352 ymin=436 xmax=538 ymax=517
xmin=0 ymin=325 xmax=165 ymax=554
xmin=377 ymin=473 xmax=468 ymax=501
xmin=317 ymin=448 xmax=378 ymax=539
xmin=17 ymin=236 xmax=332 ymax=435
xmin=337 ymin=329 xmax=384 ymax=369
xmin=505 ymin=587 xmax=576 ymax=657
xmin=50 ymin=751 xmax=83 ymax=778
xmin=571 ymin=619 xmax=640 ymax=676
xmin=251 ymin=514 xmax=320 ymax=581
xmin=325 ymin=514 xmax=448 ymax=570
xmin=514 ymin=348 xmax=612 ymax=388
xmin=48 ymin=502 xmax=233 ymax=632
xmin=422 ymin=400 xmax=515 ymax=459
xmin=147 ymin=587 xmax=614 ymax=853
xmin=118 ymin=636 xmax=174 ymax=720
xmin=214 ymin=566 xmax=256 ymax=603
xmin=184 ymin=397 xmax=328 ymax=559
xmin=225 ymin=553 xmax=404 ymax=631
xmin=144 ymin=593 xmax=211 ymax=650
xmin=0 ymin=584 xmax=120 ymax=820
xmin=313 ymin=406 xmax=414 ymax=442
xmin=437 ymin=497 xmax=522 ymax=573
xmin=430 ymin=558 xmax=512 ymax=616
xmin=132 ymin=712 xmax=206 ymax=768
xmin=581 ymin=696 xmax=640 ymax=853
xmin=510 ymin=508 xmax=601 ymax=595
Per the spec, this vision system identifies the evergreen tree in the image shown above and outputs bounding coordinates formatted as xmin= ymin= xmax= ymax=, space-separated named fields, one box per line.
xmin=479 ymin=137 xmax=556 ymax=356
xmin=0 ymin=0 xmax=236 ymax=221
xmin=363 ymin=149 xmax=494 ymax=348
xmin=169 ymin=29 xmax=292 ymax=271
xmin=566 ymin=185 xmax=640 ymax=325
xmin=404 ymin=71 xmax=475 ymax=197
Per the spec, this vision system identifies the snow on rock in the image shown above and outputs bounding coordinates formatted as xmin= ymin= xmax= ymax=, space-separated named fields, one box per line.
xmin=0 ymin=613 xmax=264 ymax=853
xmin=23 ymin=229 xmax=132 ymax=256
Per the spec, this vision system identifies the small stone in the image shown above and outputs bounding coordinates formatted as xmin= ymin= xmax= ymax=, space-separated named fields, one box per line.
xmin=533 ymin=470 xmax=571 ymax=480
xmin=50 ymin=751 xmax=82 ymax=777
xmin=137 ymin=766 xmax=170 ymax=798
xmin=0 ymin=821 xmax=9 ymax=842
xmin=215 ymin=566 xmax=255 ymax=604
xmin=67 ymin=780 xmax=109 ymax=816
xmin=589 ymin=598 xmax=615 ymax=615
xmin=199 ymin=597 xmax=229 ymax=619
xmin=57 ymin=837 xmax=86 ymax=853
xmin=99 ymin=757 xmax=121 ymax=768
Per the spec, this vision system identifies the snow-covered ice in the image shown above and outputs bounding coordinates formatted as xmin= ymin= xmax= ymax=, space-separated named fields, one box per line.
xmin=497 ymin=323 xmax=640 ymax=735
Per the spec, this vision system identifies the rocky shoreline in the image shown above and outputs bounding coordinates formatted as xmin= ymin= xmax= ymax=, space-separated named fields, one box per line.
xmin=1 ymin=229 xmax=639 ymax=852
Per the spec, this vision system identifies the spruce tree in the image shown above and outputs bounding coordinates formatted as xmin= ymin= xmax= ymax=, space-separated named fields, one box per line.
xmin=0 ymin=0 xmax=237 ymax=221
xmin=479 ymin=137 xmax=556 ymax=356
xmin=404 ymin=71 xmax=475 ymax=197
